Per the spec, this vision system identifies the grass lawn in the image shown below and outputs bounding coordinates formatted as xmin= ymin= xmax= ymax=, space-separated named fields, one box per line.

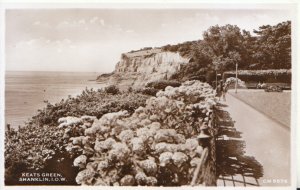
xmin=229 ymin=89 xmax=291 ymax=127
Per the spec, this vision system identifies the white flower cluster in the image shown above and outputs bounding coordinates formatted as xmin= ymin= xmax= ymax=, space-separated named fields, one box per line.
xmin=58 ymin=116 xmax=82 ymax=128
xmin=85 ymin=111 xmax=129 ymax=136
xmin=58 ymin=80 xmax=216 ymax=186
xmin=225 ymin=77 xmax=247 ymax=88
xmin=156 ymin=81 xmax=215 ymax=104
xmin=73 ymin=155 xmax=87 ymax=168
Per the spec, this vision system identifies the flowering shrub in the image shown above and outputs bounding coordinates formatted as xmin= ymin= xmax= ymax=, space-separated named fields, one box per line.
xmin=5 ymin=81 xmax=217 ymax=186
xmin=5 ymin=90 xmax=148 ymax=185
xmin=30 ymin=89 xmax=149 ymax=126
xmin=54 ymin=80 xmax=217 ymax=186
xmin=225 ymin=77 xmax=247 ymax=88
xmin=139 ymin=80 xmax=181 ymax=96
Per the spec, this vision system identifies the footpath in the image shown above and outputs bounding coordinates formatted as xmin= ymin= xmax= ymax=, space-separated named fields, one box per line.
xmin=219 ymin=92 xmax=290 ymax=186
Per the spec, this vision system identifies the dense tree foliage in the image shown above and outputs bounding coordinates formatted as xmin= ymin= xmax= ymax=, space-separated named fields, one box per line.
xmin=169 ymin=21 xmax=291 ymax=82
xmin=252 ymin=21 xmax=291 ymax=69
xmin=162 ymin=41 xmax=197 ymax=57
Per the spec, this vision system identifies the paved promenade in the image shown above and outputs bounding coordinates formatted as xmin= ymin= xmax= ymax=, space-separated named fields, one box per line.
xmin=220 ymin=92 xmax=290 ymax=186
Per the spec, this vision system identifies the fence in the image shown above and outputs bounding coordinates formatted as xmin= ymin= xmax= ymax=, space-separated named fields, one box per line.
xmin=191 ymin=107 xmax=219 ymax=186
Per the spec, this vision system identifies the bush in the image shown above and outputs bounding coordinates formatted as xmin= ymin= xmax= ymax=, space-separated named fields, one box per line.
xmin=127 ymin=87 xmax=133 ymax=93
xmin=29 ymin=89 xmax=149 ymax=126
xmin=137 ymin=87 xmax=159 ymax=96
xmin=105 ymin=85 xmax=120 ymax=94
xmin=161 ymin=40 xmax=197 ymax=57
xmin=223 ymin=69 xmax=291 ymax=83
xmin=170 ymin=62 xmax=209 ymax=82
xmin=5 ymin=89 xmax=149 ymax=185
xmin=146 ymin=80 xmax=181 ymax=90
xmin=51 ymin=81 xmax=216 ymax=186
xmin=141 ymin=80 xmax=182 ymax=96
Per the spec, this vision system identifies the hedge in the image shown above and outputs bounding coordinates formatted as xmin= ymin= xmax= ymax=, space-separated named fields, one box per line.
xmin=223 ymin=69 xmax=291 ymax=83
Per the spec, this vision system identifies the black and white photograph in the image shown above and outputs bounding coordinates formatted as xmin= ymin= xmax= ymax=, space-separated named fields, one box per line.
xmin=0 ymin=1 xmax=298 ymax=189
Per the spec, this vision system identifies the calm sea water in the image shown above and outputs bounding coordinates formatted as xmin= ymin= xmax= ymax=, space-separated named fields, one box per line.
xmin=5 ymin=71 xmax=105 ymax=128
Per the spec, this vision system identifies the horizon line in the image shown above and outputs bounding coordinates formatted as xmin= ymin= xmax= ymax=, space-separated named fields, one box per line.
xmin=5 ymin=70 xmax=108 ymax=73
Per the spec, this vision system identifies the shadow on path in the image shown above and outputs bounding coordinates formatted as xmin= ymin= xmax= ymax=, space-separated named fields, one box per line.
xmin=215 ymin=105 xmax=264 ymax=186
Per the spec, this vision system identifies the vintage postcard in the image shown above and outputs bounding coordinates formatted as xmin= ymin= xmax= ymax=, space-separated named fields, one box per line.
xmin=0 ymin=1 xmax=298 ymax=190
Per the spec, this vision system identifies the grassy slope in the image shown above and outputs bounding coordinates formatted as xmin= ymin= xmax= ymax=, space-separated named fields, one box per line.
xmin=229 ymin=89 xmax=291 ymax=127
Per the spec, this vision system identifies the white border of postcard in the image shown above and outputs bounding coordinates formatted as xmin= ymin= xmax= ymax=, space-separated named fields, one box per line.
xmin=0 ymin=0 xmax=299 ymax=190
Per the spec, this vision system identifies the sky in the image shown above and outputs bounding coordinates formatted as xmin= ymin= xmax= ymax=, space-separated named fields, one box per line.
xmin=5 ymin=8 xmax=292 ymax=72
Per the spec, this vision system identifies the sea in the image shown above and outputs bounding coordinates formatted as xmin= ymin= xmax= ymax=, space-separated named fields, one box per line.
xmin=5 ymin=71 xmax=106 ymax=128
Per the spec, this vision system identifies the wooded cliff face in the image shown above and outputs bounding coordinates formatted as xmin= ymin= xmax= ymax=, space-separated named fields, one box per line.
xmin=99 ymin=49 xmax=190 ymax=89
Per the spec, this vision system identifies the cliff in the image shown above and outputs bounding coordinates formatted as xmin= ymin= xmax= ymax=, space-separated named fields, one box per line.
xmin=97 ymin=48 xmax=190 ymax=89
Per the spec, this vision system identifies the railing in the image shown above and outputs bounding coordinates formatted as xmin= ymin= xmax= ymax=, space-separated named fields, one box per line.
xmin=190 ymin=108 xmax=218 ymax=186
xmin=191 ymin=148 xmax=209 ymax=186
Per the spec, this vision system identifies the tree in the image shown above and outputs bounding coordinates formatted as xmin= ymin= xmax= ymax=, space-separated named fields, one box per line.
xmin=194 ymin=24 xmax=245 ymax=72
xmin=253 ymin=21 xmax=291 ymax=69
xmin=170 ymin=21 xmax=291 ymax=82
xmin=228 ymin=51 xmax=241 ymax=66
